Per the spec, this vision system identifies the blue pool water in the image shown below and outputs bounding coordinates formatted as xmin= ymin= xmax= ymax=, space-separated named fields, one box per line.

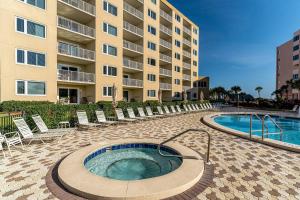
xmin=84 ymin=144 xmax=182 ymax=181
xmin=214 ymin=114 xmax=300 ymax=146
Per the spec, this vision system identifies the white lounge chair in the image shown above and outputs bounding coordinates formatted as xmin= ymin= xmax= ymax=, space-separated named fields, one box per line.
xmin=0 ymin=132 xmax=23 ymax=157
xmin=292 ymin=105 xmax=299 ymax=112
xmin=170 ymin=105 xmax=181 ymax=115
xmin=137 ymin=107 xmax=157 ymax=119
xmin=96 ymin=110 xmax=118 ymax=126
xmin=145 ymin=106 xmax=163 ymax=118
xmin=187 ymin=104 xmax=196 ymax=112
xmin=195 ymin=104 xmax=201 ymax=111
xmin=32 ymin=115 xmax=72 ymax=141
xmin=191 ymin=104 xmax=198 ymax=111
xmin=115 ymin=109 xmax=137 ymax=122
xmin=183 ymin=105 xmax=190 ymax=112
xmin=77 ymin=111 xmax=101 ymax=128
xmin=157 ymin=106 xmax=171 ymax=116
xmin=13 ymin=117 xmax=60 ymax=145
xmin=176 ymin=105 xmax=185 ymax=114
xmin=200 ymin=104 xmax=206 ymax=110
xmin=163 ymin=106 xmax=176 ymax=116
xmin=127 ymin=108 xmax=145 ymax=120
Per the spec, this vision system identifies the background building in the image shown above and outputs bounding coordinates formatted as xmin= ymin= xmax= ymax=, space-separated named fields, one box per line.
xmin=276 ymin=29 xmax=300 ymax=100
xmin=0 ymin=0 xmax=200 ymax=103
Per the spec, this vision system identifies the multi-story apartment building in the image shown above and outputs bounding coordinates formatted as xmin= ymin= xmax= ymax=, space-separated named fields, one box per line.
xmin=0 ymin=0 xmax=199 ymax=103
xmin=276 ymin=29 xmax=300 ymax=100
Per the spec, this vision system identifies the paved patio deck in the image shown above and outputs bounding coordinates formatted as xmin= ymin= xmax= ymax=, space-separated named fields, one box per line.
xmin=0 ymin=111 xmax=300 ymax=200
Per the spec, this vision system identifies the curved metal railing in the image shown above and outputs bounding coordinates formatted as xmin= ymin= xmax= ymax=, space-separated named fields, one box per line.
xmin=262 ymin=114 xmax=283 ymax=141
xmin=157 ymin=128 xmax=211 ymax=164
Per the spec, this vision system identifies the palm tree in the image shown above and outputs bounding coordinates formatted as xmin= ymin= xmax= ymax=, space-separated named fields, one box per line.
xmin=272 ymin=89 xmax=282 ymax=100
xmin=231 ymin=86 xmax=242 ymax=107
xmin=255 ymin=86 xmax=263 ymax=98
xmin=280 ymin=85 xmax=288 ymax=100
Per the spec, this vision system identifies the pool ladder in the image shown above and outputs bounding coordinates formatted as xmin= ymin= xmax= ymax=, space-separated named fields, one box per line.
xmin=157 ymin=129 xmax=211 ymax=164
xmin=249 ymin=114 xmax=283 ymax=141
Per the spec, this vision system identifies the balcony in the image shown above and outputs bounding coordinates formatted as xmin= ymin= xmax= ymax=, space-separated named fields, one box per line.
xmin=183 ymin=26 xmax=192 ymax=35
xmin=123 ymin=58 xmax=143 ymax=72
xmin=160 ymin=83 xmax=172 ymax=90
xmin=124 ymin=2 xmax=144 ymax=21
xmin=123 ymin=78 xmax=143 ymax=88
xmin=183 ymin=74 xmax=191 ymax=81
xmin=57 ymin=42 xmax=95 ymax=64
xmin=123 ymin=21 xmax=143 ymax=38
xmin=183 ymin=38 xmax=191 ymax=47
xmin=183 ymin=50 xmax=191 ymax=58
xmin=160 ymin=24 xmax=172 ymax=36
xmin=160 ymin=10 xmax=172 ymax=23
xmin=57 ymin=16 xmax=95 ymax=43
xmin=123 ymin=40 xmax=143 ymax=56
xmin=57 ymin=0 xmax=95 ymax=24
xmin=57 ymin=69 xmax=95 ymax=85
xmin=160 ymin=68 xmax=172 ymax=77
xmin=183 ymin=62 xmax=191 ymax=70
xmin=159 ymin=38 xmax=172 ymax=50
xmin=160 ymin=53 xmax=172 ymax=64
xmin=183 ymin=86 xmax=191 ymax=91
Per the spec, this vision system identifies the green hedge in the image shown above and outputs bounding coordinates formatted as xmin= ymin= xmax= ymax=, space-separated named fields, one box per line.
xmin=0 ymin=100 xmax=210 ymax=130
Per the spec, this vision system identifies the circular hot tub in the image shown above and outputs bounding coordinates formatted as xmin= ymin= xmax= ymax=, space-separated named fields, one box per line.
xmin=58 ymin=139 xmax=204 ymax=200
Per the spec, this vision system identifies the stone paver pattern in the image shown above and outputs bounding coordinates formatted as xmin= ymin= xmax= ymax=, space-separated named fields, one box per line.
xmin=0 ymin=111 xmax=300 ymax=200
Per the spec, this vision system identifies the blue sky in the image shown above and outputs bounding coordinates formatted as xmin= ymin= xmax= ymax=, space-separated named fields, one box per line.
xmin=168 ymin=0 xmax=300 ymax=98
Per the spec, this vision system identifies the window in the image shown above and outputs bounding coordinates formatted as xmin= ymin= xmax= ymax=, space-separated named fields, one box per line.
xmin=193 ymin=60 xmax=198 ymax=66
xmin=174 ymin=66 xmax=180 ymax=72
xmin=103 ymin=23 xmax=117 ymax=36
xmin=193 ymin=71 xmax=197 ymax=77
xmin=103 ymin=86 xmax=113 ymax=96
xmin=148 ymin=58 xmax=156 ymax=66
xmin=147 ymin=90 xmax=156 ymax=97
xmin=148 ymin=41 xmax=156 ymax=51
xmin=193 ymin=93 xmax=197 ymax=99
xmin=148 ymin=9 xmax=156 ymax=20
xmin=293 ymin=45 xmax=299 ymax=51
xmin=148 ymin=25 xmax=156 ymax=35
xmin=198 ymin=81 xmax=207 ymax=88
xmin=193 ymin=39 xmax=198 ymax=45
xmin=103 ymin=1 xmax=117 ymax=16
xmin=151 ymin=0 xmax=156 ymax=4
xmin=174 ymin=79 xmax=180 ymax=85
xmin=103 ymin=65 xmax=117 ymax=76
xmin=147 ymin=74 xmax=156 ymax=81
xmin=175 ymin=14 xmax=181 ymax=22
xmin=174 ymin=92 xmax=181 ymax=98
xmin=16 ymin=80 xmax=46 ymax=95
xmin=193 ymin=28 xmax=198 ymax=34
xmin=175 ymin=27 xmax=181 ymax=35
xmin=193 ymin=50 xmax=197 ymax=56
xmin=18 ymin=0 xmax=46 ymax=9
xmin=175 ymin=40 xmax=181 ymax=47
xmin=16 ymin=49 xmax=46 ymax=67
xmin=293 ymin=74 xmax=299 ymax=80
xmin=103 ymin=44 xmax=117 ymax=56
xmin=16 ymin=17 xmax=46 ymax=38
xmin=293 ymin=55 xmax=299 ymax=61
xmin=294 ymin=35 xmax=299 ymax=42
xmin=175 ymin=53 xmax=181 ymax=60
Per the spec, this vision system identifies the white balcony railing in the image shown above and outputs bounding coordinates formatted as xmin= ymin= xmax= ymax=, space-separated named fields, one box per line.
xmin=183 ymin=38 xmax=191 ymax=47
xmin=160 ymin=24 xmax=172 ymax=36
xmin=124 ymin=2 xmax=144 ymax=20
xmin=160 ymin=83 xmax=172 ymax=90
xmin=160 ymin=9 xmax=172 ymax=22
xmin=59 ymin=0 xmax=95 ymax=16
xmin=183 ymin=74 xmax=191 ymax=81
xmin=123 ymin=40 xmax=143 ymax=54
xmin=159 ymin=38 xmax=172 ymax=49
xmin=160 ymin=53 xmax=172 ymax=63
xmin=57 ymin=69 xmax=95 ymax=83
xmin=183 ymin=50 xmax=191 ymax=58
xmin=160 ymin=68 xmax=172 ymax=77
xmin=123 ymin=58 xmax=143 ymax=71
xmin=123 ymin=78 xmax=143 ymax=87
xmin=183 ymin=62 xmax=191 ymax=69
xmin=183 ymin=26 xmax=191 ymax=35
xmin=57 ymin=16 xmax=95 ymax=38
xmin=58 ymin=42 xmax=95 ymax=61
xmin=123 ymin=21 xmax=143 ymax=37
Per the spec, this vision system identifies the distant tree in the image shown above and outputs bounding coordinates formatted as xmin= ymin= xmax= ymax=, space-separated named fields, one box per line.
xmin=255 ymin=86 xmax=263 ymax=98
xmin=272 ymin=89 xmax=283 ymax=100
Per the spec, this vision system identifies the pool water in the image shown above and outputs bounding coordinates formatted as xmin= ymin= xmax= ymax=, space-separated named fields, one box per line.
xmin=84 ymin=145 xmax=182 ymax=181
xmin=214 ymin=114 xmax=300 ymax=146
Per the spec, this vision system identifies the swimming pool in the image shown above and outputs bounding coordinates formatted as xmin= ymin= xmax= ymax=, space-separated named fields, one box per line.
xmin=214 ymin=114 xmax=300 ymax=146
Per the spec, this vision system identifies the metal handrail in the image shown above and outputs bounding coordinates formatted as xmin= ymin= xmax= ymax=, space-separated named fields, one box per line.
xmin=157 ymin=128 xmax=211 ymax=164
xmin=249 ymin=113 xmax=269 ymax=139
xmin=262 ymin=115 xmax=283 ymax=141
